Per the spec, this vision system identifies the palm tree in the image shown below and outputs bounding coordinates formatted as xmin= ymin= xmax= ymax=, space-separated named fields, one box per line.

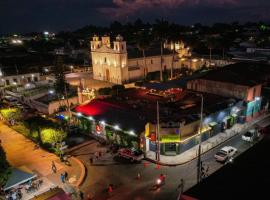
xmin=136 ymin=31 xmax=151 ymax=78
xmin=206 ymin=37 xmax=217 ymax=66
xmin=168 ymin=24 xmax=179 ymax=79
xmin=153 ymin=19 xmax=170 ymax=82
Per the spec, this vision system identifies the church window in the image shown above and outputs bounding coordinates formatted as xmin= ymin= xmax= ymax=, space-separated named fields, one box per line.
xmin=122 ymin=45 xmax=124 ymax=50
xmin=151 ymin=59 xmax=153 ymax=64
xmin=104 ymin=57 xmax=107 ymax=63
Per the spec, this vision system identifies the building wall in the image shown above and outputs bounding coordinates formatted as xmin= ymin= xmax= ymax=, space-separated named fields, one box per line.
xmin=246 ymin=85 xmax=262 ymax=102
xmin=0 ymin=73 xmax=40 ymax=87
xmin=91 ymin=36 xmax=207 ymax=84
xmin=91 ymin=36 xmax=128 ymax=84
xmin=187 ymin=79 xmax=250 ymax=100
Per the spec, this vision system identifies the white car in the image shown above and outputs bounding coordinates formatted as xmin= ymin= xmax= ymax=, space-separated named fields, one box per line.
xmin=214 ymin=146 xmax=237 ymax=162
xmin=242 ymin=129 xmax=259 ymax=142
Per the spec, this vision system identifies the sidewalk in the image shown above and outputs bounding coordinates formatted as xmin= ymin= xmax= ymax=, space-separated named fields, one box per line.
xmin=145 ymin=113 xmax=270 ymax=166
xmin=0 ymin=121 xmax=86 ymax=197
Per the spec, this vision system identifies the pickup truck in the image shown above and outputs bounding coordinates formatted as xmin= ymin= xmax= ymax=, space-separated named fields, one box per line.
xmin=118 ymin=148 xmax=144 ymax=162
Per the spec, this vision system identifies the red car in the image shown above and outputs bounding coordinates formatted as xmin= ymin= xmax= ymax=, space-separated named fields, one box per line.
xmin=118 ymin=148 xmax=144 ymax=162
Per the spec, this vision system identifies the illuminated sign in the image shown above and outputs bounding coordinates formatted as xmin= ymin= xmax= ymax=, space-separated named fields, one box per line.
xmin=96 ymin=124 xmax=102 ymax=134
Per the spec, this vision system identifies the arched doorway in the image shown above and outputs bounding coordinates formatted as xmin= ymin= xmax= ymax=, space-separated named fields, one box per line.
xmin=105 ymin=69 xmax=110 ymax=81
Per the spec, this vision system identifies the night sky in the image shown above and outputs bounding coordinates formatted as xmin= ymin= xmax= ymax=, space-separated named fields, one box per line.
xmin=1 ymin=0 xmax=270 ymax=34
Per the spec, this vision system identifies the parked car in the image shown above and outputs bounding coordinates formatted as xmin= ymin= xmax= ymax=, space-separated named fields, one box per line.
xmin=242 ymin=129 xmax=260 ymax=142
xmin=118 ymin=148 xmax=144 ymax=162
xmin=214 ymin=146 xmax=237 ymax=162
xmin=260 ymin=125 xmax=270 ymax=135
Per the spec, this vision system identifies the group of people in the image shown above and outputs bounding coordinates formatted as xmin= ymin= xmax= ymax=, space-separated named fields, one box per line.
xmin=5 ymin=189 xmax=22 ymax=200
xmin=25 ymin=179 xmax=43 ymax=193
xmin=89 ymin=151 xmax=102 ymax=165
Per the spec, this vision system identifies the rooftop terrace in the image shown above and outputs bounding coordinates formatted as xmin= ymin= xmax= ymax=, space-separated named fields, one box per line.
xmin=75 ymin=88 xmax=235 ymax=134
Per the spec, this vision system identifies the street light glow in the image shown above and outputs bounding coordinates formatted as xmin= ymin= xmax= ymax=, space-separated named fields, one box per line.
xmin=113 ymin=125 xmax=120 ymax=130
xmin=255 ymin=97 xmax=260 ymax=101
xmin=100 ymin=121 xmax=106 ymax=125
xmin=129 ymin=130 xmax=135 ymax=136
xmin=77 ymin=112 xmax=82 ymax=117
xmin=88 ymin=116 xmax=94 ymax=120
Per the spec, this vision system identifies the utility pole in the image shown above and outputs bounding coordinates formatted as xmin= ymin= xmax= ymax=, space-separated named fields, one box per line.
xmin=156 ymin=101 xmax=161 ymax=161
xmin=197 ymin=94 xmax=203 ymax=183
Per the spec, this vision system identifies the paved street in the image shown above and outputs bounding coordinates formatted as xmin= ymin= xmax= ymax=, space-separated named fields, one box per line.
xmin=72 ymin=114 xmax=270 ymax=200
xmin=0 ymin=121 xmax=84 ymax=199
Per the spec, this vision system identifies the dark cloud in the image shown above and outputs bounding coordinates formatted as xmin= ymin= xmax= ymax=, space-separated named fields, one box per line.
xmin=0 ymin=0 xmax=269 ymax=34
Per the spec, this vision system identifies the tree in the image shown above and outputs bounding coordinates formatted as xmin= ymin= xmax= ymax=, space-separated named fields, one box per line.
xmin=153 ymin=19 xmax=170 ymax=82
xmin=168 ymin=24 xmax=179 ymax=79
xmin=136 ymin=31 xmax=151 ymax=78
xmin=54 ymin=56 xmax=71 ymax=117
xmin=24 ymin=116 xmax=58 ymax=144
xmin=41 ymin=128 xmax=67 ymax=144
xmin=206 ymin=36 xmax=217 ymax=64
xmin=0 ymin=145 xmax=10 ymax=187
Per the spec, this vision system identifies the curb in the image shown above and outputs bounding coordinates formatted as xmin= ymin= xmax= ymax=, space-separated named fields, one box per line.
xmin=144 ymin=130 xmax=239 ymax=167
xmin=70 ymin=157 xmax=86 ymax=187
xmin=145 ymin=113 xmax=270 ymax=167
xmin=66 ymin=140 xmax=96 ymax=154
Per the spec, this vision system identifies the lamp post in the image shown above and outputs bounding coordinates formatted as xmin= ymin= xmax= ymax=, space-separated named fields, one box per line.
xmin=70 ymin=65 xmax=74 ymax=73
xmin=197 ymin=93 xmax=203 ymax=184
xmin=156 ymin=101 xmax=160 ymax=161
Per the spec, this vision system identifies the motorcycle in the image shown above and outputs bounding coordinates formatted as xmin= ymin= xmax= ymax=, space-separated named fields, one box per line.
xmin=151 ymin=175 xmax=165 ymax=191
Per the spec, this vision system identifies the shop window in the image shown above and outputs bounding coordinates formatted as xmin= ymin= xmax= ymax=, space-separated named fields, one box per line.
xmin=13 ymin=78 xmax=17 ymax=83
xmin=34 ymin=77 xmax=38 ymax=82
xmin=6 ymin=80 xmax=10 ymax=85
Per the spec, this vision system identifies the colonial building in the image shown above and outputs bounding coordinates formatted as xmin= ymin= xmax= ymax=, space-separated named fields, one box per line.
xmin=187 ymin=62 xmax=270 ymax=121
xmin=90 ymin=35 xmax=195 ymax=84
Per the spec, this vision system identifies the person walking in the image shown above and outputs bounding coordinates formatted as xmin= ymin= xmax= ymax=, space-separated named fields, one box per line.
xmin=89 ymin=157 xmax=93 ymax=165
xmin=51 ymin=161 xmax=57 ymax=173
xmin=64 ymin=171 xmax=68 ymax=181
xmin=95 ymin=152 xmax=99 ymax=160
xmin=79 ymin=191 xmax=84 ymax=200
xmin=60 ymin=173 xmax=65 ymax=183
xmin=86 ymin=194 xmax=92 ymax=200
xmin=108 ymin=184 xmax=113 ymax=194
xmin=137 ymin=172 xmax=141 ymax=180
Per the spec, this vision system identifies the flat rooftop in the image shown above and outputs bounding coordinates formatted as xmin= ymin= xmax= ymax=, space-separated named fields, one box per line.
xmin=75 ymin=88 xmax=235 ymax=134
xmin=200 ymin=62 xmax=270 ymax=86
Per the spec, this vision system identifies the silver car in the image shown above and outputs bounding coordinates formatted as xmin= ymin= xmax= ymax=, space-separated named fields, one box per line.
xmin=214 ymin=146 xmax=237 ymax=162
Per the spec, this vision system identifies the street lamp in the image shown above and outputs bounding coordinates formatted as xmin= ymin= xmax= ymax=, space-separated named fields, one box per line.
xmin=189 ymin=91 xmax=204 ymax=183
xmin=70 ymin=65 xmax=74 ymax=73
xmin=197 ymin=93 xmax=203 ymax=183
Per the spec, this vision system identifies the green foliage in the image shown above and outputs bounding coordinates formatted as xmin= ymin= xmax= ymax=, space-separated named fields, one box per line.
xmin=41 ymin=128 xmax=67 ymax=144
xmin=98 ymin=87 xmax=112 ymax=95
xmin=0 ymin=108 xmax=21 ymax=121
xmin=23 ymin=116 xmax=62 ymax=144
xmin=0 ymin=145 xmax=10 ymax=187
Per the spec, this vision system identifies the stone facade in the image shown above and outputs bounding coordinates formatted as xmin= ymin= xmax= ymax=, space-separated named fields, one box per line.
xmin=90 ymin=35 xmax=200 ymax=84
